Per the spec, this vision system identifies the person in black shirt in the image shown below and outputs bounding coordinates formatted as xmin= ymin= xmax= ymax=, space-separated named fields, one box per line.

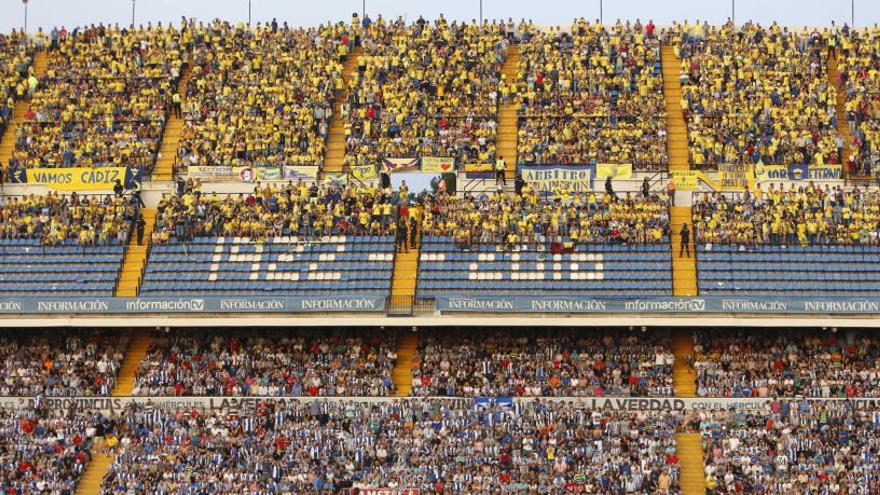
xmin=679 ymin=223 xmax=690 ymax=258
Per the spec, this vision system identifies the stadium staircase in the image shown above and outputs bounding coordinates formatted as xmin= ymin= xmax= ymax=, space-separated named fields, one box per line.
xmin=393 ymin=332 xmax=418 ymax=396
xmin=672 ymin=330 xmax=696 ymax=397
xmin=75 ymin=447 xmax=113 ymax=495
xmin=670 ymin=206 xmax=698 ymax=296
xmin=498 ymin=45 xmax=520 ymax=179
xmin=660 ymin=45 xmax=689 ymax=175
xmin=152 ymin=66 xmax=193 ymax=181
xmin=112 ymin=329 xmax=152 ymax=396
xmin=828 ymin=53 xmax=857 ymax=179
xmin=391 ymin=245 xmax=420 ymax=304
xmin=115 ymin=208 xmax=156 ymax=297
xmin=676 ymin=432 xmax=706 ymax=495
xmin=323 ymin=46 xmax=363 ymax=176
xmin=0 ymin=51 xmax=48 ymax=169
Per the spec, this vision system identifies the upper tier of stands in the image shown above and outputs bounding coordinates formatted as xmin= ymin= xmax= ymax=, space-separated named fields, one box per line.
xmin=7 ymin=25 xmax=184 ymax=176
xmin=672 ymin=21 xmax=840 ymax=169
xmin=0 ymin=193 xmax=135 ymax=296
xmin=417 ymin=189 xmax=672 ymax=297
xmin=343 ymin=17 xmax=507 ymax=169
xmin=694 ymin=186 xmax=880 ymax=296
xmin=178 ymin=21 xmax=348 ymax=171
xmin=515 ymin=19 xmax=667 ymax=170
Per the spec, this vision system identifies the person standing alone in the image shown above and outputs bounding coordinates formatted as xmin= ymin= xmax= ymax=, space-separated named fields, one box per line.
xmin=679 ymin=223 xmax=690 ymax=258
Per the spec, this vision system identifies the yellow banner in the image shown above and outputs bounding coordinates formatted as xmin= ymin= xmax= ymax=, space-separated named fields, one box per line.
xmin=26 ymin=167 xmax=128 ymax=191
xmin=595 ymin=163 xmax=633 ymax=179
xmin=670 ymin=171 xmax=699 ymax=191
xmin=350 ymin=165 xmax=378 ymax=181
xmin=421 ymin=156 xmax=456 ymax=173
xmin=718 ymin=163 xmax=753 ymax=190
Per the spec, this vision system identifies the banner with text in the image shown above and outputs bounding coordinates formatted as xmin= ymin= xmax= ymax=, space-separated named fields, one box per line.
xmin=382 ymin=157 xmax=420 ymax=173
xmin=24 ymin=167 xmax=135 ymax=191
xmin=595 ymin=163 xmax=633 ymax=179
xmin=755 ymin=163 xmax=843 ymax=182
xmin=435 ymin=295 xmax=880 ymax=314
xmin=670 ymin=170 xmax=699 ymax=190
xmin=520 ymin=164 xmax=594 ymax=194
xmin=463 ymin=163 xmax=494 ymax=179
xmin=421 ymin=156 xmax=456 ymax=173
xmin=718 ymin=163 xmax=753 ymax=190
xmin=281 ymin=166 xmax=320 ymax=180
xmin=188 ymin=165 xmax=233 ymax=179
xmin=0 ymin=296 xmax=386 ymax=314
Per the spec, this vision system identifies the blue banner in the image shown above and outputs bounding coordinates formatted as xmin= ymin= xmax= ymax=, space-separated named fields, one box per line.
xmin=435 ymin=295 xmax=880 ymax=314
xmin=0 ymin=296 xmax=386 ymax=314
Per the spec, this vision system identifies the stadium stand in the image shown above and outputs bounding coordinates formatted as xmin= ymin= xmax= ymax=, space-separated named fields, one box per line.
xmin=176 ymin=21 xmax=350 ymax=173
xmin=417 ymin=190 xmax=672 ymax=297
xmin=410 ymin=328 xmax=675 ymax=397
xmin=0 ymin=329 xmax=126 ymax=396
xmin=0 ymin=32 xmax=32 ymax=139
xmin=100 ymin=400 xmax=681 ymax=494
xmin=515 ymin=19 xmax=667 ymax=170
xmin=140 ymin=186 xmax=395 ymax=297
xmin=672 ymin=21 xmax=840 ymax=169
xmin=342 ymin=17 xmax=508 ymax=170
xmin=130 ymin=328 xmax=397 ymax=396
xmin=698 ymin=400 xmax=880 ymax=493
xmin=694 ymin=328 xmax=880 ymax=397
xmin=6 ymin=25 xmax=184 ymax=177
xmin=0 ymin=407 xmax=107 ymax=495
xmin=694 ymin=186 xmax=880 ymax=295
xmin=0 ymin=193 xmax=135 ymax=296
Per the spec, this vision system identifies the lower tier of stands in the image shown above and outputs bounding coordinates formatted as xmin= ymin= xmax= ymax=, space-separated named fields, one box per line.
xmin=0 ymin=239 xmax=125 ymax=295
xmin=417 ymin=236 xmax=672 ymax=297
xmin=697 ymin=245 xmax=880 ymax=295
xmin=140 ymin=236 xmax=394 ymax=296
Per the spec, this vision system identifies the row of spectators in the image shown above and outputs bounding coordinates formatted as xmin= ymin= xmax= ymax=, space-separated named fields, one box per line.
xmin=693 ymin=184 xmax=880 ymax=245
xmin=1 ymin=328 xmax=879 ymax=399
xmin=694 ymin=329 xmax=880 ymax=398
xmin=515 ymin=18 xmax=667 ymax=170
xmin=152 ymin=183 xmax=403 ymax=242
xmin=132 ymin=329 xmax=398 ymax=397
xmin=411 ymin=329 xmax=674 ymax=397
xmin=0 ymin=330 xmax=126 ymax=397
xmin=8 ymin=23 xmax=185 ymax=175
xmin=0 ymin=192 xmax=136 ymax=245
xmin=839 ymin=26 xmax=880 ymax=177
xmin=420 ymin=188 xmax=671 ymax=245
xmin=672 ymin=21 xmax=840 ymax=169
xmin=100 ymin=400 xmax=681 ymax=494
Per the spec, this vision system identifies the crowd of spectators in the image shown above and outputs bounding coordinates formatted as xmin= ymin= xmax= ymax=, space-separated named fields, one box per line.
xmin=0 ymin=192 xmax=136 ymax=245
xmin=421 ymin=188 xmax=670 ymax=245
xmin=411 ymin=329 xmax=675 ymax=397
xmin=7 ymin=23 xmax=184 ymax=176
xmin=838 ymin=26 xmax=880 ymax=177
xmin=693 ymin=329 xmax=880 ymax=398
xmin=698 ymin=401 xmax=880 ymax=494
xmin=132 ymin=329 xmax=398 ymax=396
xmin=672 ymin=21 xmax=839 ymax=169
xmin=102 ymin=400 xmax=681 ymax=494
xmin=0 ymin=407 xmax=104 ymax=495
xmin=0 ymin=330 xmax=126 ymax=397
xmin=0 ymin=31 xmax=32 ymax=138
xmin=343 ymin=16 xmax=507 ymax=169
xmin=692 ymin=184 xmax=880 ymax=245
xmin=177 ymin=20 xmax=349 ymax=171
xmin=152 ymin=182 xmax=402 ymax=242
xmin=515 ymin=18 xmax=667 ymax=170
